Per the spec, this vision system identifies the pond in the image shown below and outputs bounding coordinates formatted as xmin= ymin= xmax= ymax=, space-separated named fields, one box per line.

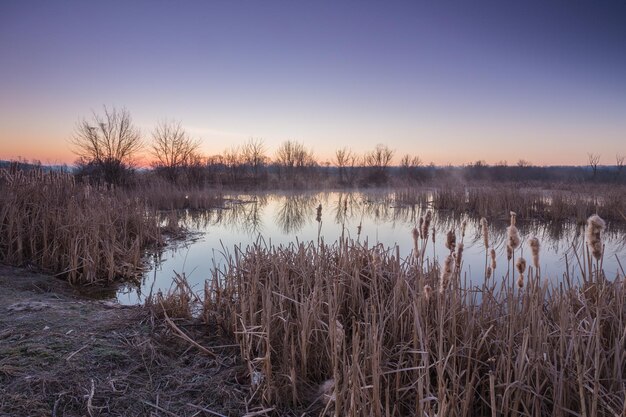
xmin=116 ymin=190 xmax=626 ymax=304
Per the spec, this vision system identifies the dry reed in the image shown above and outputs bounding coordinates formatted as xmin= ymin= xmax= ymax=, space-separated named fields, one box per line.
xmin=204 ymin=224 xmax=625 ymax=416
xmin=0 ymin=167 xmax=161 ymax=284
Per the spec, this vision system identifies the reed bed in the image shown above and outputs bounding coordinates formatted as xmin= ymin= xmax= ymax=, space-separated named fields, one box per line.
xmin=395 ymin=184 xmax=626 ymax=224
xmin=133 ymin=180 xmax=223 ymax=211
xmin=204 ymin=216 xmax=625 ymax=416
xmin=0 ymin=167 xmax=161 ymax=285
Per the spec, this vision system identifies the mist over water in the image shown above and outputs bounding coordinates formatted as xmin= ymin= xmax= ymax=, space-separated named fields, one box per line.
xmin=117 ymin=191 xmax=626 ymax=304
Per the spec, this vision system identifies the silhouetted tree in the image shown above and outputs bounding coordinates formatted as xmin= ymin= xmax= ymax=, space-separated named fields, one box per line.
xmin=588 ymin=153 xmax=600 ymax=178
xmin=617 ymin=153 xmax=624 ymax=177
xmin=364 ymin=144 xmax=394 ymax=184
xmin=335 ymin=147 xmax=354 ymax=184
xmin=400 ymin=154 xmax=422 ymax=181
xmin=71 ymin=106 xmax=142 ymax=185
xmin=242 ymin=138 xmax=267 ymax=184
xmin=275 ymin=140 xmax=315 ymax=182
xmin=150 ymin=120 xmax=200 ymax=182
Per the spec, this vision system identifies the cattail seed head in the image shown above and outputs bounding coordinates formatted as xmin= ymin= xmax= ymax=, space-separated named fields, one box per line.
xmin=490 ymin=248 xmax=497 ymax=270
xmin=486 ymin=265 xmax=492 ymax=279
xmin=423 ymin=284 xmax=432 ymax=301
xmin=506 ymin=245 xmax=513 ymax=261
xmin=529 ymin=237 xmax=540 ymax=269
xmin=412 ymin=227 xmax=420 ymax=261
xmin=334 ymin=320 xmax=344 ymax=349
xmin=516 ymin=257 xmax=526 ymax=275
xmin=586 ymin=214 xmax=606 ymax=261
xmin=517 ymin=275 xmax=524 ymax=288
xmin=439 ymin=254 xmax=454 ymax=293
xmin=421 ymin=211 xmax=432 ymax=239
xmin=507 ymin=225 xmax=520 ymax=250
xmin=445 ymin=229 xmax=456 ymax=252
xmin=510 ymin=211 xmax=517 ymax=226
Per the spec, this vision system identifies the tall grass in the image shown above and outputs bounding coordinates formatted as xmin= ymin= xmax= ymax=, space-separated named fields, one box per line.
xmin=395 ymin=184 xmax=626 ymax=224
xmin=205 ymin=221 xmax=625 ymax=415
xmin=0 ymin=167 xmax=161 ymax=285
xmin=132 ymin=177 xmax=223 ymax=210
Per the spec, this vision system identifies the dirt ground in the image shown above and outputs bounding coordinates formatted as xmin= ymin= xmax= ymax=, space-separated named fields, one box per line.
xmin=0 ymin=265 xmax=249 ymax=417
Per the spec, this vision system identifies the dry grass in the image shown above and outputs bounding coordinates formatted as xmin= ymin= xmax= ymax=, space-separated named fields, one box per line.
xmin=204 ymin=219 xmax=625 ymax=416
xmin=0 ymin=167 xmax=161 ymax=285
xmin=133 ymin=177 xmax=223 ymax=211
xmin=395 ymin=184 xmax=626 ymax=224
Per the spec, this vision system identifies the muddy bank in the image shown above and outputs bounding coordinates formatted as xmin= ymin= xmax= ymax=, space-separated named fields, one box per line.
xmin=0 ymin=265 xmax=246 ymax=417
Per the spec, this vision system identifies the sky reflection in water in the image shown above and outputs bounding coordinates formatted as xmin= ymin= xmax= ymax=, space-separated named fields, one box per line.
xmin=117 ymin=191 xmax=626 ymax=304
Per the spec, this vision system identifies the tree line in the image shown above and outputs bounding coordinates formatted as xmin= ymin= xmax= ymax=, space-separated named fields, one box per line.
xmin=69 ymin=107 xmax=625 ymax=187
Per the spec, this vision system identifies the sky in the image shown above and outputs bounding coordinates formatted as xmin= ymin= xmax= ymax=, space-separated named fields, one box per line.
xmin=1 ymin=0 xmax=625 ymax=166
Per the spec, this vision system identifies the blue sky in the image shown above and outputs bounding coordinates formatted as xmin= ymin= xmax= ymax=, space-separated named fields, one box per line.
xmin=1 ymin=0 xmax=625 ymax=165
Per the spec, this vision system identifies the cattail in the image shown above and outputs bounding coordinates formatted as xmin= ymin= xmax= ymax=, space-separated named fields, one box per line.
xmin=486 ymin=265 xmax=492 ymax=279
xmin=455 ymin=242 xmax=464 ymax=270
xmin=423 ymin=284 xmax=432 ymax=301
xmin=445 ymin=229 xmax=456 ymax=252
xmin=516 ymin=257 xmax=526 ymax=275
xmin=412 ymin=227 xmax=420 ymax=241
xmin=316 ymin=204 xmax=322 ymax=222
xmin=412 ymin=227 xmax=420 ymax=260
xmin=516 ymin=257 xmax=526 ymax=288
xmin=439 ymin=254 xmax=454 ymax=293
xmin=510 ymin=211 xmax=517 ymax=226
xmin=334 ymin=320 xmax=344 ymax=350
xmin=507 ymin=225 xmax=520 ymax=250
xmin=586 ymin=214 xmax=606 ymax=261
xmin=506 ymin=245 xmax=513 ymax=261
xmin=529 ymin=237 xmax=540 ymax=270
xmin=490 ymin=248 xmax=496 ymax=270
xmin=421 ymin=210 xmax=432 ymax=239
xmin=480 ymin=218 xmax=489 ymax=248
xmin=432 ymin=226 xmax=436 ymax=244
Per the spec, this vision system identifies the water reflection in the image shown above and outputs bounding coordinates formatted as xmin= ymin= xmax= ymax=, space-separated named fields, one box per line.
xmin=116 ymin=191 xmax=626 ymax=305
xmin=275 ymin=194 xmax=317 ymax=234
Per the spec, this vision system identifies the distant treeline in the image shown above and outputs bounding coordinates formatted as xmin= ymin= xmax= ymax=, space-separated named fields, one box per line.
xmin=2 ymin=158 xmax=625 ymax=189
xmin=3 ymin=106 xmax=624 ymax=188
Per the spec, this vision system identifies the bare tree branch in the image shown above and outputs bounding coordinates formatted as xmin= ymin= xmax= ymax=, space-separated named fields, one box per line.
xmin=150 ymin=120 xmax=200 ymax=182
xmin=70 ymin=106 xmax=142 ymax=184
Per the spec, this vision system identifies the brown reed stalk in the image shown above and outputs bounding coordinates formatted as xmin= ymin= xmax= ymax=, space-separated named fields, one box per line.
xmin=0 ymin=167 xmax=161 ymax=285
xmin=206 ymin=227 xmax=624 ymax=416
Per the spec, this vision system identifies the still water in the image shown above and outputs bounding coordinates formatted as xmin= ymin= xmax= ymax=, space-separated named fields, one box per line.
xmin=117 ymin=191 xmax=626 ymax=304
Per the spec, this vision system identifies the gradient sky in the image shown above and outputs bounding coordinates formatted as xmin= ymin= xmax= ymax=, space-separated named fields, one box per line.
xmin=1 ymin=0 xmax=625 ymax=166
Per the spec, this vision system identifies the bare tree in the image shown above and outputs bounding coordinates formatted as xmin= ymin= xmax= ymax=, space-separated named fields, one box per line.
xmin=242 ymin=138 xmax=267 ymax=183
xmin=588 ymin=153 xmax=601 ymax=178
xmin=223 ymin=146 xmax=243 ymax=183
xmin=71 ymin=106 xmax=142 ymax=184
xmin=364 ymin=144 xmax=394 ymax=183
xmin=335 ymin=147 xmax=354 ymax=184
xmin=150 ymin=120 xmax=201 ymax=182
xmin=275 ymin=140 xmax=315 ymax=181
xmin=400 ymin=154 xmax=422 ymax=181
